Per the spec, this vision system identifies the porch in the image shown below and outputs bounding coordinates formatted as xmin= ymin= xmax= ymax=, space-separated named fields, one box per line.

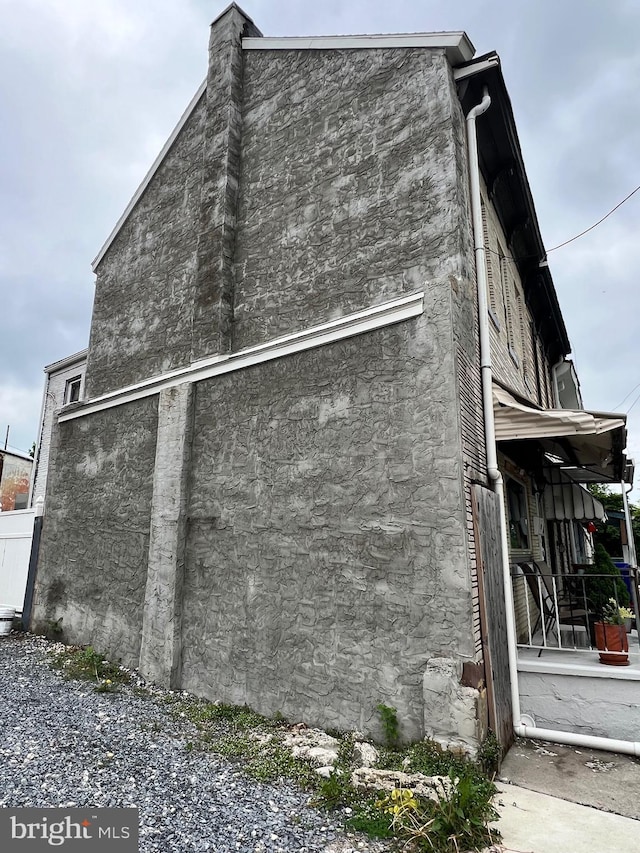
xmin=517 ymin=641 xmax=640 ymax=742
xmin=512 ymin=567 xmax=640 ymax=741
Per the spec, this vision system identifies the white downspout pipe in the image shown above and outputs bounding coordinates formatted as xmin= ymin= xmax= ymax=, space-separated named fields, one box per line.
xmin=465 ymin=89 xmax=640 ymax=757
xmin=466 ymin=88 xmax=522 ymax=728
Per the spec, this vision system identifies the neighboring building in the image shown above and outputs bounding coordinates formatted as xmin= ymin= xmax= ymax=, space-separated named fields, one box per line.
xmin=32 ymin=7 xmax=631 ymax=750
xmin=0 ymin=448 xmax=33 ymax=511
xmin=30 ymin=349 xmax=88 ymax=506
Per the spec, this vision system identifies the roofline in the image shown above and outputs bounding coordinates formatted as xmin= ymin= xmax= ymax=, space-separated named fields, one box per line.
xmin=44 ymin=348 xmax=88 ymax=374
xmin=456 ymin=52 xmax=571 ymax=356
xmin=242 ymin=32 xmax=475 ymax=64
xmin=91 ymin=30 xmax=474 ymax=272
xmin=453 ymin=53 xmax=500 ymax=81
xmin=91 ymin=79 xmax=207 ymax=271
xmin=0 ymin=448 xmax=33 ymax=463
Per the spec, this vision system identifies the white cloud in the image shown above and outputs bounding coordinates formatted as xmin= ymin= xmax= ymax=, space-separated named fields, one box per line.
xmin=0 ymin=384 xmax=43 ymax=454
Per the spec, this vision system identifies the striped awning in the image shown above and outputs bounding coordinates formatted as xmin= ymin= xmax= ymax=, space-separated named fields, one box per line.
xmin=493 ymin=386 xmax=627 ymax=482
xmin=543 ymin=481 xmax=606 ymax=522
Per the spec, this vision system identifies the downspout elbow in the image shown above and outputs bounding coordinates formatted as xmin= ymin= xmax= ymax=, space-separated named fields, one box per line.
xmin=466 ymin=87 xmax=491 ymax=123
xmin=487 ymin=466 xmax=502 ymax=485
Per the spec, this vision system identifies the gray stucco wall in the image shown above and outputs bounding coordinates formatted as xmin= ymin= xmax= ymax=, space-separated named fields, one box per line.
xmin=233 ymin=48 xmax=465 ymax=350
xmin=86 ymin=96 xmax=206 ymax=398
xmin=32 ymin=398 xmax=158 ymax=667
xmin=36 ymin=13 xmax=486 ymax=745
xmin=181 ymin=306 xmax=473 ymax=742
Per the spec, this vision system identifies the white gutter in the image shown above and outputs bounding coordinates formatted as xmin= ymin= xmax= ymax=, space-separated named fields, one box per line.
xmin=465 ymin=89 xmax=640 ymax=757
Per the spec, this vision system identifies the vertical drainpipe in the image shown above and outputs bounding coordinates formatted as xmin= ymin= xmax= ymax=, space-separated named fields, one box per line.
xmin=465 ymin=87 xmax=523 ymax=729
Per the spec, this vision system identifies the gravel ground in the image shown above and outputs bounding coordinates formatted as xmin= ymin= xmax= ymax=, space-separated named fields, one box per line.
xmin=0 ymin=633 xmax=391 ymax=852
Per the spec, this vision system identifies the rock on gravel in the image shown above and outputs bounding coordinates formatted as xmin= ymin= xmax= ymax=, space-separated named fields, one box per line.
xmin=0 ymin=633 xmax=391 ymax=853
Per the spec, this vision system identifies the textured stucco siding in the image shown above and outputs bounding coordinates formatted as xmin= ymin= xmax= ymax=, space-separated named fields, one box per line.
xmin=32 ymin=398 xmax=158 ymax=666
xmin=233 ymin=48 xmax=463 ymax=349
xmin=86 ymin=97 xmax=206 ymax=398
xmin=181 ymin=308 xmax=472 ymax=742
xmin=35 ymin=12 xmax=489 ymax=746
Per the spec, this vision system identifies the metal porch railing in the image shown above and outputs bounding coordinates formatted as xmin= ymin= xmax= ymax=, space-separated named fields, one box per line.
xmin=511 ymin=563 xmax=640 ymax=654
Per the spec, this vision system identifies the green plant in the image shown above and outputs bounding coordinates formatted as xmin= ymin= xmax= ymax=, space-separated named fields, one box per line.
xmin=601 ymin=598 xmax=634 ymax=625
xmin=585 ymin=544 xmax=630 ymax=617
xmin=346 ymin=797 xmax=395 ymax=838
xmin=49 ymin=645 xmax=129 ymax=691
xmin=377 ymin=771 xmax=500 ymax=852
xmin=44 ymin=617 xmax=63 ymax=641
xmin=376 ymin=702 xmax=400 ymax=748
xmin=315 ymin=769 xmax=353 ymax=810
xmin=477 ymin=731 xmax=502 ymax=776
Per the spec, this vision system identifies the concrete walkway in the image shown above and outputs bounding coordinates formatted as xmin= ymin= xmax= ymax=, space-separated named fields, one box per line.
xmin=494 ymin=782 xmax=639 ymax=853
xmin=490 ymin=737 xmax=640 ymax=852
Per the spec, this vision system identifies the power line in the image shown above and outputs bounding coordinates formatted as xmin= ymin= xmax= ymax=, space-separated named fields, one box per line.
xmin=614 ymin=381 xmax=640 ymax=411
xmin=547 ymin=184 xmax=640 ymax=253
xmin=483 ymin=181 xmax=640 ymax=264
xmin=626 ymin=388 xmax=640 ymax=417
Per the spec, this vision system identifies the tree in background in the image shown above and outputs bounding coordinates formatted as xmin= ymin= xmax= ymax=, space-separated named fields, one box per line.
xmin=588 ymin=484 xmax=640 ymax=561
xmin=585 ymin=543 xmax=630 ymax=616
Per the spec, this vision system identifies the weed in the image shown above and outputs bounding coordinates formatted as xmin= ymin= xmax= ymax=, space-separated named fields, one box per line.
xmin=46 ymin=644 xmax=500 ymax=850
xmin=477 ymin=730 xmax=502 ymax=776
xmin=44 ymin=617 xmax=64 ymax=642
xmin=49 ymin=645 xmax=129 ymax=692
xmin=346 ymin=798 xmax=395 ymax=838
xmin=314 ymin=769 xmax=353 ymax=810
xmin=376 ymin=702 xmax=400 ymax=748
xmin=378 ymin=770 xmax=500 ymax=852
xmin=171 ymin=697 xmax=273 ymax=732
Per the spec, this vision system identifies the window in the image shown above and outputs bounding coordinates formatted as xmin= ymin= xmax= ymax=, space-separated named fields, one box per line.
xmin=506 ymin=476 xmax=530 ymax=551
xmin=65 ymin=375 xmax=82 ymax=404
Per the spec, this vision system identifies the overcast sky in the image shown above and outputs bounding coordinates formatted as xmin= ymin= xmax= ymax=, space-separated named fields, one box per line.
xmin=2 ymin=0 xmax=639 ymax=495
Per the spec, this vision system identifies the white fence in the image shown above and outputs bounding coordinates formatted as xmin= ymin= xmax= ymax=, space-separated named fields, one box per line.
xmin=0 ymin=507 xmax=36 ymax=611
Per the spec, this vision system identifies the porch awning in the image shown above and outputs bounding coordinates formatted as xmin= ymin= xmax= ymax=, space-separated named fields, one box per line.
xmin=493 ymin=386 xmax=627 ymax=482
xmin=543 ymin=481 xmax=606 ymax=522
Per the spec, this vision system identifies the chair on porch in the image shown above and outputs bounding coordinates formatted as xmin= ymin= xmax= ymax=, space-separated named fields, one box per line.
xmin=518 ymin=562 xmax=590 ymax=654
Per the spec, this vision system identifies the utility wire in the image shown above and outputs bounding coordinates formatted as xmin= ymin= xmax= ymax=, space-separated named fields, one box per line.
xmin=614 ymin=381 xmax=640 ymax=411
xmin=626 ymin=388 xmax=640 ymax=417
xmin=483 ymin=181 xmax=640 ymax=263
xmin=547 ymin=184 xmax=640 ymax=253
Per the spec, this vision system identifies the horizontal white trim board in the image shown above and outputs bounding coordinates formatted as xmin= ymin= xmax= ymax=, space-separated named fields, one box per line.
xmin=59 ymin=291 xmax=424 ymax=423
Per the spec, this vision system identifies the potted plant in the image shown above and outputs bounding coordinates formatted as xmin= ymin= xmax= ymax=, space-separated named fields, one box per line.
xmin=594 ymin=598 xmax=632 ymax=666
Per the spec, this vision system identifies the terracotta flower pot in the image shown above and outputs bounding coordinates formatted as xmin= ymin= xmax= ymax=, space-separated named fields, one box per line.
xmin=594 ymin=622 xmax=629 ymax=666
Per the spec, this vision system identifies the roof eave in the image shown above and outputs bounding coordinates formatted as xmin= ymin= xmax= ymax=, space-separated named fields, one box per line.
xmin=455 ymin=54 xmax=571 ymax=358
